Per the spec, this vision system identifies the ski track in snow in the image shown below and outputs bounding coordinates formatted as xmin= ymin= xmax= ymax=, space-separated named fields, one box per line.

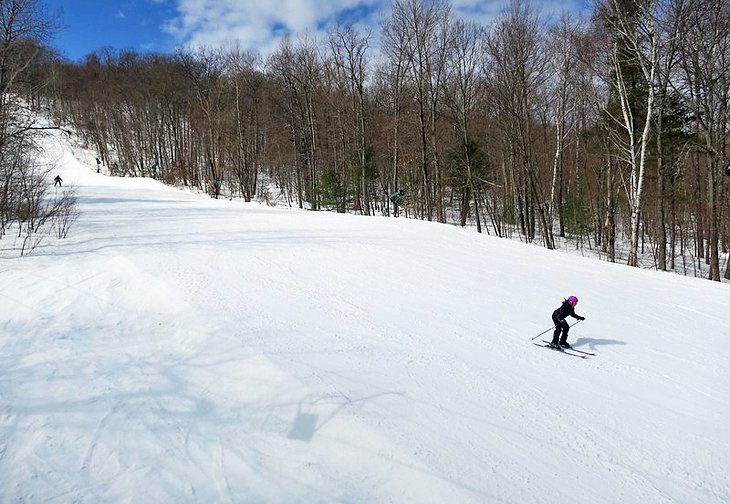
xmin=0 ymin=126 xmax=729 ymax=502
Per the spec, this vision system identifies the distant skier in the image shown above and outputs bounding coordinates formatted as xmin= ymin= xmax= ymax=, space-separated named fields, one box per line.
xmin=53 ymin=175 xmax=63 ymax=187
xmin=550 ymin=296 xmax=585 ymax=349
xmin=96 ymin=157 xmax=102 ymax=173
xmin=389 ymin=189 xmax=405 ymax=205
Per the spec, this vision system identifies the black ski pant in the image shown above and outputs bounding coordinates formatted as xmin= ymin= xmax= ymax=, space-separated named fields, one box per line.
xmin=551 ymin=312 xmax=569 ymax=344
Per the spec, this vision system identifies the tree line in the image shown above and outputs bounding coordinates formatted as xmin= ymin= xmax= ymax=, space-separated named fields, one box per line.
xmin=0 ymin=0 xmax=77 ymax=255
xmin=7 ymin=0 xmax=730 ymax=278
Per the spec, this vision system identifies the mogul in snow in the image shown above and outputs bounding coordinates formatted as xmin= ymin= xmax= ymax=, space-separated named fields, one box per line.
xmin=550 ymin=296 xmax=585 ymax=349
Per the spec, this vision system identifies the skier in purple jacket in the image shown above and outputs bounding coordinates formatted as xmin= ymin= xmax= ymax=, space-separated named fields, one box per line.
xmin=550 ymin=296 xmax=585 ymax=349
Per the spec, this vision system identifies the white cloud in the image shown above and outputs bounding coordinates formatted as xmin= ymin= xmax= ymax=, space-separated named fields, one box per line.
xmin=163 ymin=0 xmax=386 ymax=55
xmin=161 ymin=0 xmax=591 ymax=56
xmin=452 ymin=0 xmax=591 ymax=28
xmin=116 ymin=10 xmax=127 ymax=19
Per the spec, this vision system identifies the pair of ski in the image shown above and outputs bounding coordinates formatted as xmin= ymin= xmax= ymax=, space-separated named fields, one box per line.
xmin=533 ymin=340 xmax=595 ymax=359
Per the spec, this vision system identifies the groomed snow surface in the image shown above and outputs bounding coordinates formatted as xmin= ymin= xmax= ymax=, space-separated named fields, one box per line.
xmin=1 ymin=127 xmax=729 ymax=503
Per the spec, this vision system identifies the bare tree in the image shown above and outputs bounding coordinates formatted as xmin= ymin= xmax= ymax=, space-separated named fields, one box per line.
xmin=178 ymin=47 xmax=227 ymax=189
xmin=392 ymin=0 xmax=453 ymax=222
xmin=486 ymin=0 xmax=552 ymax=246
xmin=547 ymin=14 xmax=581 ymax=240
xmin=269 ymin=35 xmax=324 ymax=209
xmin=0 ymin=0 xmax=77 ymax=255
xmin=380 ymin=6 xmax=414 ymax=217
xmin=597 ymin=0 xmax=661 ymax=267
xmin=675 ymin=0 xmax=730 ymax=281
xmin=0 ymin=0 xmax=55 ymax=123
xmin=444 ymin=19 xmax=485 ymax=231
xmin=329 ymin=23 xmax=372 ymax=214
xmin=225 ymin=47 xmax=264 ymax=201
xmin=651 ymin=0 xmax=687 ymax=272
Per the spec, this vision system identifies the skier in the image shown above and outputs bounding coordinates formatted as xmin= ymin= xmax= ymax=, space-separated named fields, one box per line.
xmin=550 ymin=296 xmax=585 ymax=349
xmin=210 ymin=177 xmax=221 ymax=199
xmin=389 ymin=189 xmax=405 ymax=205
xmin=53 ymin=175 xmax=63 ymax=187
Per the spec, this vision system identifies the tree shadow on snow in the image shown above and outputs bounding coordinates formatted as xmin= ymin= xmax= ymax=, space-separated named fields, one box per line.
xmin=287 ymin=391 xmax=404 ymax=443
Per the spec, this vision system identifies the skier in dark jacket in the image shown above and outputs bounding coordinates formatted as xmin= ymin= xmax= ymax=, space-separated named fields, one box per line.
xmin=53 ymin=175 xmax=63 ymax=187
xmin=550 ymin=296 xmax=585 ymax=349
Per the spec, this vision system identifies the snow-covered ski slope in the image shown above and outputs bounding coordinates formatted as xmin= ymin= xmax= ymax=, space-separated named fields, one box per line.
xmin=1 ymin=127 xmax=729 ymax=503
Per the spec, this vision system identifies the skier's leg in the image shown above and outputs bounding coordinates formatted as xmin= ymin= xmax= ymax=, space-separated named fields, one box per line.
xmin=551 ymin=314 xmax=561 ymax=345
xmin=559 ymin=321 xmax=570 ymax=346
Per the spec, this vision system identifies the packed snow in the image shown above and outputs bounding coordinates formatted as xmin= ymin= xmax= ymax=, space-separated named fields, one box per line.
xmin=1 ymin=126 xmax=729 ymax=503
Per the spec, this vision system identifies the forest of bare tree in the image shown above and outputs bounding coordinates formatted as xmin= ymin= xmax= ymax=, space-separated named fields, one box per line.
xmin=5 ymin=0 xmax=730 ymax=279
xmin=0 ymin=0 xmax=78 ymax=255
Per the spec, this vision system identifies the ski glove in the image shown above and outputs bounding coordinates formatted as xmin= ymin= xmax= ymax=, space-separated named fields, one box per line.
xmin=577 ymin=316 xmax=585 ymax=321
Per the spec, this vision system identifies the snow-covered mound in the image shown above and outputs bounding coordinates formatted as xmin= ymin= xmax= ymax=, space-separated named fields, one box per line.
xmin=1 ymin=127 xmax=729 ymax=503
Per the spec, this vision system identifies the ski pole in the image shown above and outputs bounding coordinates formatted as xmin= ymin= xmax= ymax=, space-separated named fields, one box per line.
xmin=531 ymin=326 xmax=555 ymax=341
xmin=530 ymin=319 xmax=582 ymax=341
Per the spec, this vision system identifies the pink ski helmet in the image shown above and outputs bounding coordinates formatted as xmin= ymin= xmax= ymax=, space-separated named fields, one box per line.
xmin=567 ymin=296 xmax=578 ymax=306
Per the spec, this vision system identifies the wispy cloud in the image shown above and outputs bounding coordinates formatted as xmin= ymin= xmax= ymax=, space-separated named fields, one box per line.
xmin=163 ymin=0 xmax=384 ymax=54
xmin=162 ymin=0 xmax=591 ymax=56
xmin=452 ymin=0 xmax=591 ymax=27
xmin=116 ymin=10 xmax=127 ymax=19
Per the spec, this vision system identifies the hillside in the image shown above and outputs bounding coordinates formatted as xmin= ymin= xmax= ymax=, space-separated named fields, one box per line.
xmin=1 ymin=127 xmax=729 ymax=503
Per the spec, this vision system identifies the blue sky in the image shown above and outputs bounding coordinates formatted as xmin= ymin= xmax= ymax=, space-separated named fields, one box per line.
xmin=46 ymin=0 xmax=177 ymax=60
xmin=46 ymin=0 xmax=591 ymax=61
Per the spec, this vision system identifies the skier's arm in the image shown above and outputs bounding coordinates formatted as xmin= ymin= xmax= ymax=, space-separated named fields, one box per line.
xmin=569 ymin=307 xmax=585 ymax=321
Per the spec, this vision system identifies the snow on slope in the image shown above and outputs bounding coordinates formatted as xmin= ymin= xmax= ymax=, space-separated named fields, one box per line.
xmin=1 ymin=127 xmax=729 ymax=503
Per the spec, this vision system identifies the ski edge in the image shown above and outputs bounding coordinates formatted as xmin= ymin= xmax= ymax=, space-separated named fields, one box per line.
xmin=533 ymin=343 xmax=587 ymax=359
xmin=540 ymin=340 xmax=595 ymax=356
